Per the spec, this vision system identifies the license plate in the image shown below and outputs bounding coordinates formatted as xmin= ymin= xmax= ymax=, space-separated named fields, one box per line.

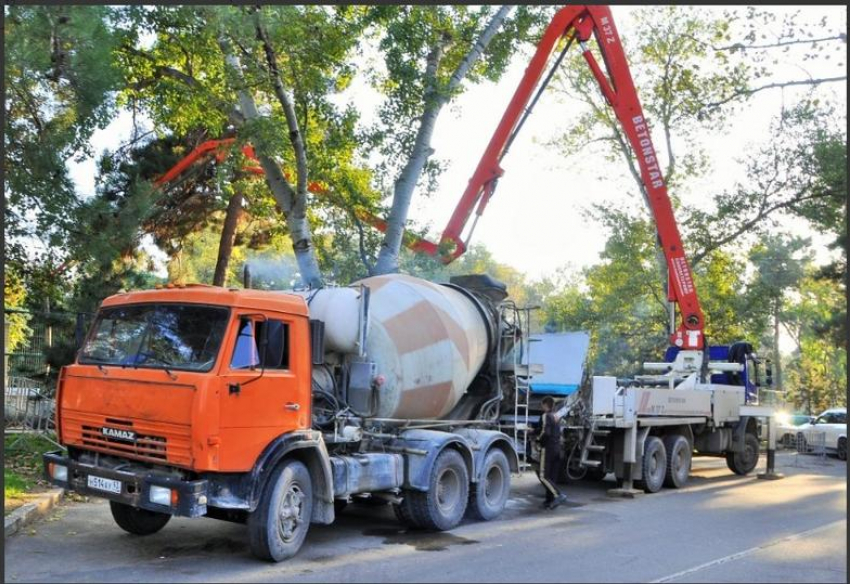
xmin=87 ymin=475 xmax=122 ymax=494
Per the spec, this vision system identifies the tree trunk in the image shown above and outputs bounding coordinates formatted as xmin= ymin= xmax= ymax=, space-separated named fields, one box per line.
xmin=373 ymin=103 xmax=444 ymax=275
xmin=219 ymin=38 xmax=324 ymax=289
xmin=213 ymin=191 xmax=243 ymax=287
xmin=373 ymin=6 xmax=514 ymax=275
xmin=773 ymin=306 xmax=783 ymax=394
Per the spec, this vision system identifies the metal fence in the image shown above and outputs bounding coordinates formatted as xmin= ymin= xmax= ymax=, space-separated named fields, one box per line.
xmin=4 ymin=308 xmax=92 ymax=445
xmin=791 ymin=430 xmax=831 ymax=467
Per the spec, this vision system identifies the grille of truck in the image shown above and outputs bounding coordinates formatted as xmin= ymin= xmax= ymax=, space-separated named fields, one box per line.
xmin=81 ymin=424 xmax=168 ymax=462
xmin=62 ymin=410 xmax=193 ymax=467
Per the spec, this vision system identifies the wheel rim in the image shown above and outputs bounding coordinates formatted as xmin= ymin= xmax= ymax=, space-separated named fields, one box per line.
xmin=650 ymin=450 xmax=662 ymax=479
xmin=484 ymin=464 xmax=505 ymax=505
xmin=740 ymin=441 xmax=756 ymax=468
xmin=436 ymin=468 xmax=461 ymax=513
xmin=671 ymin=446 xmax=683 ymax=477
xmin=278 ymin=483 xmax=306 ymax=544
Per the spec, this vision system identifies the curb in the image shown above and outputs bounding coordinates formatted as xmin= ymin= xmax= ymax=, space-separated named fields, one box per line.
xmin=4 ymin=489 xmax=65 ymax=539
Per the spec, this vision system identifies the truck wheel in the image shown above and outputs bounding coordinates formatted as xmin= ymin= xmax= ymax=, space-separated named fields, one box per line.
xmin=584 ymin=467 xmax=607 ymax=482
xmin=663 ymin=435 xmax=691 ymax=489
xmin=393 ymin=495 xmax=421 ymax=528
xmin=639 ymin=436 xmax=667 ymax=493
xmin=467 ymin=448 xmax=511 ymax=521
xmin=837 ymin=438 xmax=846 ymax=461
xmin=109 ymin=501 xmax=170 ymax=536
xmin=726 ymin=433 xmax=760 ymax=475
xmin=247 ymin=459 xmax=313 ymax=562
xmin=406 ymin=448 xmax=469 ymax=531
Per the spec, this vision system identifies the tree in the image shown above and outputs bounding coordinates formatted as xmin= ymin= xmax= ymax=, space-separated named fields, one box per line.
xmin=119 ymin=5 xmax=375 ymax=288
xmin=549 ymin=6 xmax=845 ymax=292
xmin=747 ymin=234 xmax=812 ymax=394
xmin=5 ymin=5 xmax=129 ymax=302
xmin=538 ymin=203 xmax=759 ymax=377
xmin=369 ymin=6 xmax=550 ymax=274
xmin=783 ymin=273 xmax=847 ymax=413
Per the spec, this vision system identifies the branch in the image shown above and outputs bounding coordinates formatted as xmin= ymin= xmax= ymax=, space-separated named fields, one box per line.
xmin=128 ymin=66 xmax=203 ymax=91
xmin=702 ymin=76 xmax=847 ymax=110
xmin=445 ymin=5 xmax=514 ymax=94
xmin=660 ymin=51 xmax=677 ymax=182
xmin=690 ymin=188 xmax=833 ymax=265
xmin=254 ymin=9 xmax=309 ymax=201
xmin=706 ymin=34 xmax=847 ymax=52
xmin=351 ymin=211 xmax=375 ymax=275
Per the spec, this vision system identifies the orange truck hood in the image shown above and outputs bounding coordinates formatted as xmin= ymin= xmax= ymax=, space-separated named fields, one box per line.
xmin=60 ymin=366 xmax=204 ymax=469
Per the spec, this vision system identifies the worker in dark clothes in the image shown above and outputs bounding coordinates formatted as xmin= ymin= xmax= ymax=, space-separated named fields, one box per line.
xmin=536 ymin=396 xmax=567 ymax=510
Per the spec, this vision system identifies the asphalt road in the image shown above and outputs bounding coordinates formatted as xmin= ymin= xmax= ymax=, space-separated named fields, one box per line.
xmin=5 ymin=452 xmax=846 ymax=583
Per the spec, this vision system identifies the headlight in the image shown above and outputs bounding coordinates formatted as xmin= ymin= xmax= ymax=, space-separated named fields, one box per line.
xmin=149 ymin=485 xmax=173 ymax=506
xmin=51 ymin=464 xmax=68 ymax=482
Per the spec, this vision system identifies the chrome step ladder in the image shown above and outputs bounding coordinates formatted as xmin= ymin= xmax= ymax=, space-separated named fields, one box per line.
xmin=579 ymin=419 xmax=608 ymax=469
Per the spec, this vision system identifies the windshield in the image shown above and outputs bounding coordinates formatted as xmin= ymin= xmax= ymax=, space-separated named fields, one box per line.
xmin=79 ymin=304 xmax=230 ymax=372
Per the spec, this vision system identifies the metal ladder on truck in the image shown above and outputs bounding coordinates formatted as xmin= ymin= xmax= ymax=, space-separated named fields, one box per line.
xmin=579 ymin=418 xmax=607 ymax=472
xmin=499 ymin=302 xmax=536 ymax=472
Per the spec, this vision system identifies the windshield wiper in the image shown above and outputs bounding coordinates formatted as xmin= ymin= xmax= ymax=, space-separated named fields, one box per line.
xmin=143 ymin=354 xmax=178 ymax=380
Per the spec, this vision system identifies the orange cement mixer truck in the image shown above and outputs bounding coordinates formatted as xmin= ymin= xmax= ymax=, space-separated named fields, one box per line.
xmin=43 ymin=273 xmax=526 ymax=561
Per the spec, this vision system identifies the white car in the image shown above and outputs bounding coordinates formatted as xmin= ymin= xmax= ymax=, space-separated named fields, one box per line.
xmin=775 ymin=412 xmax=815 ymax=447
xmin=796 ymin=408 xmax=847 ymax=461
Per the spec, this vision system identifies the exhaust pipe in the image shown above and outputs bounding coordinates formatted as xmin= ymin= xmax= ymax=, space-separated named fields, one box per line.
xmin=243 ymin=264 xmax=252 ymax=289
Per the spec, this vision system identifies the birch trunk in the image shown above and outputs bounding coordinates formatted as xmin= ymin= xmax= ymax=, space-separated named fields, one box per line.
xmin=373 ymin=6 xmax=514 ymax=275
xmin=220 ymin=39 xmax=324 ymax=289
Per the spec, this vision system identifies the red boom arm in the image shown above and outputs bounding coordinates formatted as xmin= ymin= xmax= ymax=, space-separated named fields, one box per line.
xmin=431 ymin=5 xmax=705 ymax=349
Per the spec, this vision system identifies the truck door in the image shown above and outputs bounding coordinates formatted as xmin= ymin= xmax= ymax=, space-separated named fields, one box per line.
xmin=218 ymin=313 xmax=306 ymax=464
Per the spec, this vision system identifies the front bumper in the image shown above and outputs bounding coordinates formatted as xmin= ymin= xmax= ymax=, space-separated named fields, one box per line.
xmin=43 ymin=451 xmax=208 ymax=518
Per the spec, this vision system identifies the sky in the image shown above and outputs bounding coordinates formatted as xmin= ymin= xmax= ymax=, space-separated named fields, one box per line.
xmin=67 ymin=5 xmax=847 ymax=285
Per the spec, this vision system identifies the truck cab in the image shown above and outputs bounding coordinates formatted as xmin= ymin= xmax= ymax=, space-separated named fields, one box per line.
xmin=44 ymin=285 xmax=337 ymax=552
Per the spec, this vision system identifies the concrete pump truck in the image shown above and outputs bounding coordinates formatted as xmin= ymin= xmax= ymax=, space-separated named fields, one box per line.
xmin=45 ymin=5 xmax=776 ymax=562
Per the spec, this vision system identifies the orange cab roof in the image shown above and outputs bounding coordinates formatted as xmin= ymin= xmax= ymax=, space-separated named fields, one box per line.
xmin=101 ymin=284 xmax=309 ymax=316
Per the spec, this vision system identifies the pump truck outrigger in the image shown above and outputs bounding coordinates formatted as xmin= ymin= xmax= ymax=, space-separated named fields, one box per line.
xmin=44 ymin=5 xmax=777 ymax=562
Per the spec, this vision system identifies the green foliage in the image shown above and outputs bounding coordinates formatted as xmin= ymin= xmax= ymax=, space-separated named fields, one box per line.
xmin=4 ymin=470 xmax=32 ymax=500
xmin=367 ymin=5 xmax=550 ymax=194
xmin=3 ymin=269 xmax=32 ymax=353
xmin=783 ymin=274 xmax=847 ymax=412
xmin=550 ymin=6 xmax=750 ymax=191
xmin=684 ymin=101 xmax=846 ymax=267
xmin=5 ymin=6 xmax=128 ymax=270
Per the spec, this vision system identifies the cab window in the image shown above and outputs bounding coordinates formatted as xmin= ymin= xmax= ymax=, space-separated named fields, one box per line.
xmin=230 ymin=317 xmax=290 ymax=370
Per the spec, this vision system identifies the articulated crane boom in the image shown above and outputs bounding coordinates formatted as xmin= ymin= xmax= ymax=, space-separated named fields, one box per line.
xmin=422 ymin=5 xmax=705 ymax=350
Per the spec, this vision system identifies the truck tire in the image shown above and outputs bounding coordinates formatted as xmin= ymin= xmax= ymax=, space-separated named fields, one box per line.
xmin=584 ymin=467 xmax=607 ymax=482
xmin=663 ymin=434 xmax=691 ymax=489
xmin=639 ymin=436 xmax=667 ymax=493
xmin=405 ymin=448 xmax=469 ymax=531
xmin=247 ymin=459 xmax=313 ymax=562
xmin=467 ymin=448 xmax=511 ymax=521
xmin=393 ymin=495 xmax=421 ymax=528
xmin=109 ymin=501 xmax=171 ymax=536
xmin=726 ymin=433 xmax=760 ymax=476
